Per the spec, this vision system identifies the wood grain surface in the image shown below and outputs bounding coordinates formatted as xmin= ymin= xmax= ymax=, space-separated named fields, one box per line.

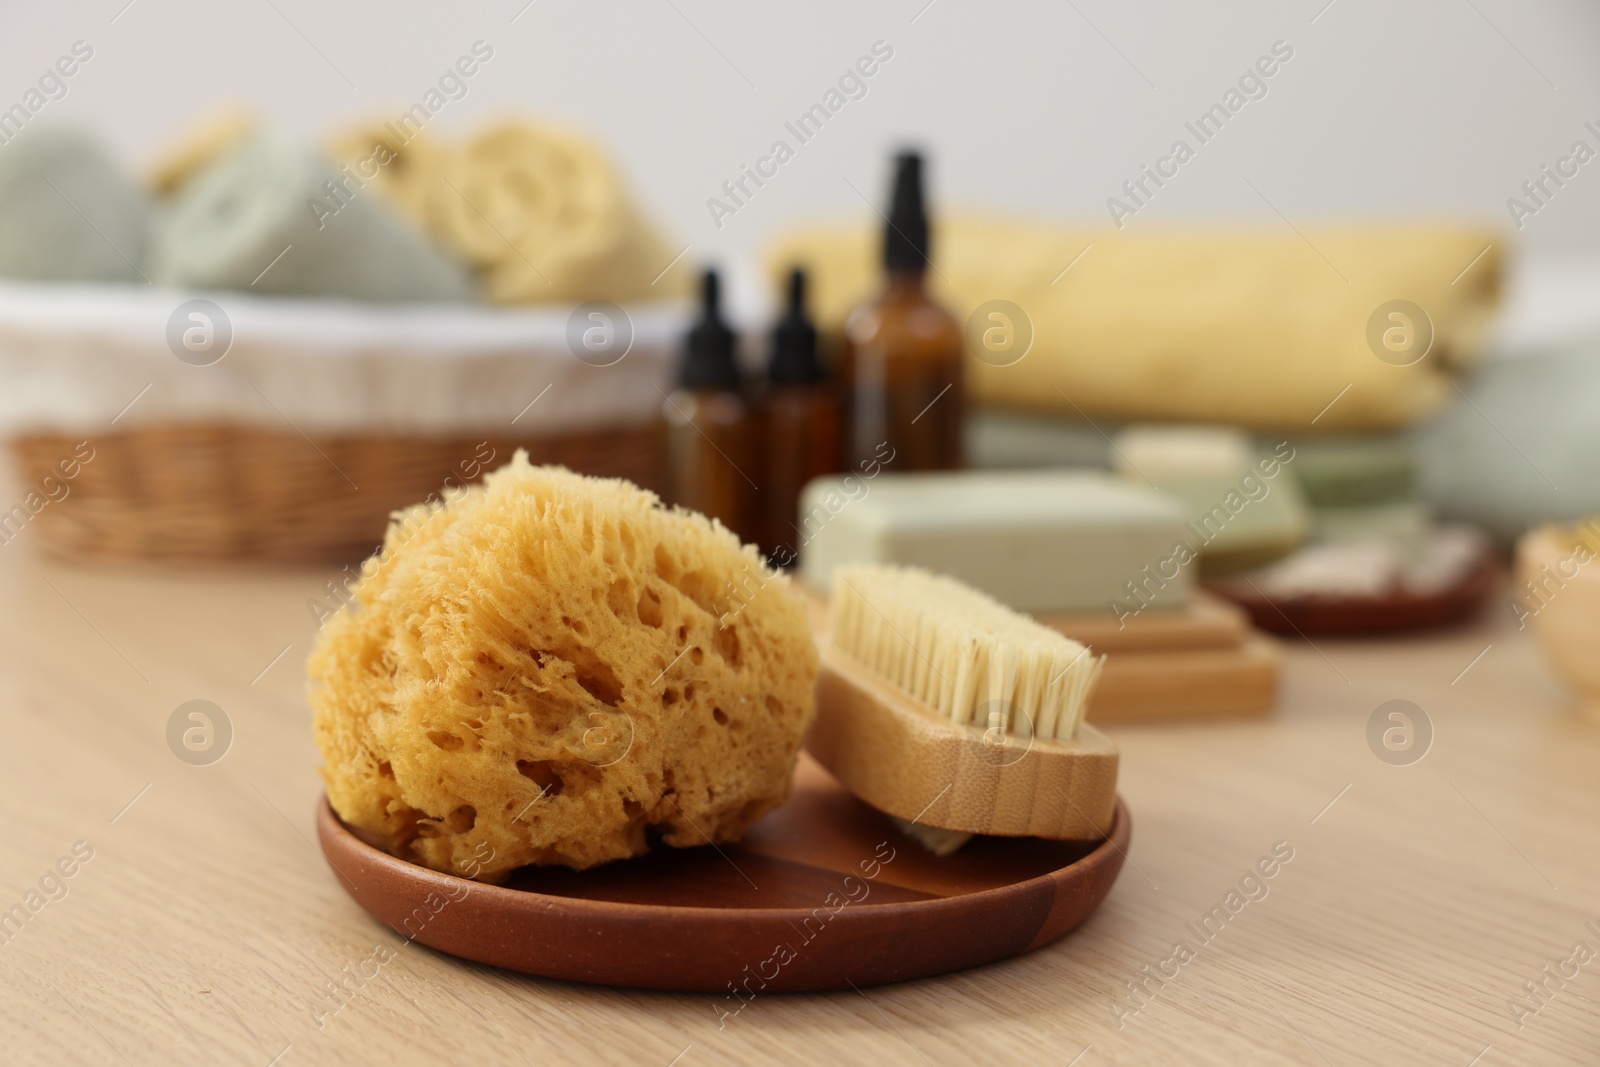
xmin=0 ymin=534 xmax=1597 ymax=1064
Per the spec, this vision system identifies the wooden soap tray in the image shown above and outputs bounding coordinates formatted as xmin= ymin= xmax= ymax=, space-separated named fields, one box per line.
xmin=798 ymin=579 xmax=1278 ymax=725
xmin=1039 ymin=591 xmax=1279 ymax=724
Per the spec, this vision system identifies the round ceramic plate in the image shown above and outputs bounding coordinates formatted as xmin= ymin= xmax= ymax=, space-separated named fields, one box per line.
xmin=316 ymin=754 xmax=1129 ymax=993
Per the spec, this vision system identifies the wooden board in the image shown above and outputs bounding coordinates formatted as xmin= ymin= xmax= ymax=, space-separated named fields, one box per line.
xmin=1088 ymin=637 xmax=1280 ymax=724
xmin=1038 ymin=590 xmax=1250 ymax=652
xmin=316 ymin=755 xmax=1129 ymax=993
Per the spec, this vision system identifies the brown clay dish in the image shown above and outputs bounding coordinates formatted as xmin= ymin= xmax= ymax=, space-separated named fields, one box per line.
xmin=317 ymin=754 xmax=1129 ymax=992
xmin=1207 ymin=553 xmax=1498 ymax=637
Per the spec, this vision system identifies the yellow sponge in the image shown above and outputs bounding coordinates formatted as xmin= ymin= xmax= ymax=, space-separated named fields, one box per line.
xmin=309 ymin=453 xmax=817 ymax=880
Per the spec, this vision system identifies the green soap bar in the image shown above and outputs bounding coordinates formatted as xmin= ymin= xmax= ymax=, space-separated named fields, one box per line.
xmin=0 ymin=125 xmax=150 ymax=283
xmin=966 ymin=408 xmax=1117 ymax=470
xmin=1140 ymin=470 xmax=1309 ymax=559
xmin=1313 ymin=500 xmax=1431 ymax=555
xmin=1287 ymin=435 xmax=1416 ymax=507
xmin=798 ymin=470 xmax=1191 ymax=614
xmin=1112 ymin=426 xmax=1310 ymax=568
xmin=150 ymin=134 xmax=473 ymax=303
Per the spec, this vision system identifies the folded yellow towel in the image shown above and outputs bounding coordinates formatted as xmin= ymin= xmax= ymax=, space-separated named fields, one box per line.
xmin=768 ymin=217 xmax=1501 ymax=432
xmin=430 ymin=119 xmax=687 ymax=303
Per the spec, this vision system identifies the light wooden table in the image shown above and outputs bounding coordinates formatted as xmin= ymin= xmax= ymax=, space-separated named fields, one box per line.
xmin=1 ymin=537 xmax=1596 ymax=1066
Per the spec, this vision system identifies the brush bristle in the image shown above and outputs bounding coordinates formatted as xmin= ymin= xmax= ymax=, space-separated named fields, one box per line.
xmin=889 ymin=817 xmax=973 ymax=857
xmin=826 ymin=564 xmax=1104 ymax=742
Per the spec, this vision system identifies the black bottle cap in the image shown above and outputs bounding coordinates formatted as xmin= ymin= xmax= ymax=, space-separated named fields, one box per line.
xmin=767 ymin=268 xmax=823 ymax=385
xmin=883 ymin=150 xmax=930 ymax=274
xmin=679 ymin=268 xmax=741 ymax=390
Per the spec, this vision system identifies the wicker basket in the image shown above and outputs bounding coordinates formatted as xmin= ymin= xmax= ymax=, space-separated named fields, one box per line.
xmin=11 ymin=422 xmax=666 ymax=565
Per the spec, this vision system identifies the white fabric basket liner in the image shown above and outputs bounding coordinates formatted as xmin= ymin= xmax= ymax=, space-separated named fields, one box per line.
xmin=0 ymin=280 xmax=690 ymax=436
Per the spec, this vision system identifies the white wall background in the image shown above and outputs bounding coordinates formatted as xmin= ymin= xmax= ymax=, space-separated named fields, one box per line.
xmin=4 ymin=0 xmax=1600 ymax=283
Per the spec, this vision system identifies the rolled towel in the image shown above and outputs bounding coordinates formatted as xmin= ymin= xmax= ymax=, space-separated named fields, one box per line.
xmin=146 ymin=106 xmax=256 ymax=196
xmin=430 ymin=119 xmax=687 ymax=303
xmin=326 ymin=119 xmax=443 ymax=232
xmin=1416 ymin=342 xmax=1600 ymax=542
xmin=149 ymin=134 xmax=474 ymax=303
xmin=768 ymin=217 xmax=1502 ymax=433
xmin=0 ymin=124 xmax=150 ymax=283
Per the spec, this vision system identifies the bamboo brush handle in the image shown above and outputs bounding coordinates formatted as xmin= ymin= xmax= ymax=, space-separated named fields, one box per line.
xmin=805 ymin=644 xmax=1120 ymax=840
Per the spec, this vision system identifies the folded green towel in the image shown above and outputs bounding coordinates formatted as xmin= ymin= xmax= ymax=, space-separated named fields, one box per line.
xmin=0 ymin=125 xmax=150 ymax=282
xmin=150 ymin=134 xmax=472 ymax=303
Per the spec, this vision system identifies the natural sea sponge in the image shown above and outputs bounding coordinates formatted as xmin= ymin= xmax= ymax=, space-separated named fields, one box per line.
xmin=309 ymin=454 xmax=816 ymax=881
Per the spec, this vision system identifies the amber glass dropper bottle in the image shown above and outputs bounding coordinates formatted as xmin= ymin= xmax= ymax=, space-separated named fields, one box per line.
xmin=664 ymin=268 xmax=757 ymax=540
xmin=761 ymin=267 xmax=840 ymax=564
xmin=838 ymin=150 xmax=964 ymax=471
